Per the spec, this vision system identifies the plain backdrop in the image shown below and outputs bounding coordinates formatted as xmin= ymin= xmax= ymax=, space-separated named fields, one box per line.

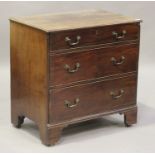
xmin=0 ymin=1 xmax=155 ymax=153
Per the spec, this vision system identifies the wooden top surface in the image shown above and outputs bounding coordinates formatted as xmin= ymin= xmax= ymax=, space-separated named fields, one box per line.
xmin=10 ymin=10 xmax=141 ymax=32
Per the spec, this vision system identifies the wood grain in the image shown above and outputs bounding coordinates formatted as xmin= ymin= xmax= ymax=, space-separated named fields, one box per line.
xmin=10 ymin=10 xmax=141 ymax=145
xmin=50 ymin=23 xmax=140 ymax=51
xmin=10 ymin=10 xmax=141 ymax=32
xmin=10 ymin=21 xmax=48 ymax=132
xmin=49 ymin=75 xmax=137 ymax=123
xmin=50 ymin=43 xmax=139 ymax=86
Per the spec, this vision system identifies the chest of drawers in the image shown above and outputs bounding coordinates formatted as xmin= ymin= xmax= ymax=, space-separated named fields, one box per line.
xmin=10 ymin=10 xmax=141 ymax=145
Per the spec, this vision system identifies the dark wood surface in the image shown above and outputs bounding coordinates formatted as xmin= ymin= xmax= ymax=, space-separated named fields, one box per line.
xmin=10 ymin=11 xmax=141 ymax=146
xmin=50 ymin=43 xmax=139 ymax=86
xmin=49 ymin=74 xmax=137 ymax=123
xmin=50 ymin=23 xmax=140 ymax=51
xmin=10 ymin=21 xmax=49 ymax=144
xmin=124 ymin=107 xmax=137 ymax=126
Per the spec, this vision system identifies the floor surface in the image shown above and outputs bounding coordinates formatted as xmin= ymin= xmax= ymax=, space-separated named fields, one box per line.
xmin=0 ymin=64 xmax=155 ymax=153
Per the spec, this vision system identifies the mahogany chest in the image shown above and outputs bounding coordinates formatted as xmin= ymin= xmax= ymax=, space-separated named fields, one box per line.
xmin=10 ymin=10 xmax=142 ymax=145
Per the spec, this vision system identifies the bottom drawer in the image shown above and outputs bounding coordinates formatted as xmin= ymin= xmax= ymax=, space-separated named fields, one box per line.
xmin=49 ymin=75 xmax=137 ymax=123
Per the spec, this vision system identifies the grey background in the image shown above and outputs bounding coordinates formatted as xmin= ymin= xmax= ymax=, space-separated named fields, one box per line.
xmin=0 ymin=1 xmax=155 ymax=153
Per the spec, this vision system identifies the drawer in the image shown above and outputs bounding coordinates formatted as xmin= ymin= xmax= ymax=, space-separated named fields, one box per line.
xmin=50 ymin=23 xmax=140 ymax=51
xmin=50 ymin=43 xmax=139 ymax=86
xmin=49 ymin=75 xmax=137 ymax=123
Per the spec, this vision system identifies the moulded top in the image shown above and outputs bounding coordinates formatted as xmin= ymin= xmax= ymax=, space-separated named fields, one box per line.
xmin=10 ymin=10 xmax=142 ymax=32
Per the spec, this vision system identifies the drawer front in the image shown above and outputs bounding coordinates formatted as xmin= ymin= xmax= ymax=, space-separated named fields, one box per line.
xmin=50 ymin=23 xmax=139 ymax=51
xmin=49 ymin=75 xmax=137 ymax=123
xmin=50 ymin=43 xmax=139 ymax=86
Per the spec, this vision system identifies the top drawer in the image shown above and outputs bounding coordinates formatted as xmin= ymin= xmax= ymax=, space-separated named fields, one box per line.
xmin=50 ymin=23 xmax=140 ymax=51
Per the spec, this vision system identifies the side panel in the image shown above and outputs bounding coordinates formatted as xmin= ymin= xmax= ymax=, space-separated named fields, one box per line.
xmin=10 ymin=21 xmax=48 ymax=126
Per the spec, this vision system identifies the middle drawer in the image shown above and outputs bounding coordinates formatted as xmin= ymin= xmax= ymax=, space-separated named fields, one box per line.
xmin=49 ymin=43 xmax=139 ymax=86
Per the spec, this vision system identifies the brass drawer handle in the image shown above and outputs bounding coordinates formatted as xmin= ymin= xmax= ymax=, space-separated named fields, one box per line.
xmin=64 ymin=62 xmax=80 ymax=73
xmin=65 ymin=36 xmax=81 ymax=46
xmin=111 ymin=56 xmax=125 ymax=65
xmin=64 ymin=98 xmax=80 ymax=108
xmin=110 ymin=89 xmax=124 ymax=99
xmin=112 ymin=30 xmax=127 ymax=39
